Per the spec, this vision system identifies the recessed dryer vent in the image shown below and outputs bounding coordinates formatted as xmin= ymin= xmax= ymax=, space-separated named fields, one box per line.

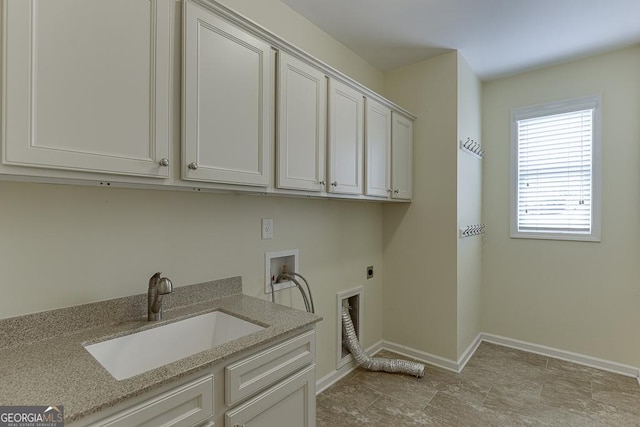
xmin=336 ymin=287 xmax=364 ymax=369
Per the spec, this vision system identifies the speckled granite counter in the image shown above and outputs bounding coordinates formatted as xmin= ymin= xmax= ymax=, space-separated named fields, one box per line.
xmin=0 ymin=277 xmax=321 ymax=424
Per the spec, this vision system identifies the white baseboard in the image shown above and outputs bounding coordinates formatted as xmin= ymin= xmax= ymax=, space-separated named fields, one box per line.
xmin=316 ymin=335 xmax=481 ymax=394
xmin=457 ymin=333 xmax=483 ymax=371
xmin=381 ymin=340 xmax=460 ymax=372
xmin=317 ymin=333 xmax=640 ymax=394
xmin=368 ymin=340 xmax=385 ymax=356
xmin=480 ymin=333 xmax=640 ymax=379
xmin=382 ymin=334 xmax=483 ymax=373
xmin=316 ymin=340 xmax=384 ymax=394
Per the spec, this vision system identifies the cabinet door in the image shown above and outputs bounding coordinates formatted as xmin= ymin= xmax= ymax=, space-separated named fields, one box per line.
xmin=391 ymin=112 xmax=413 ymax=200
xmin=277 ymin=53 xmax=326 ymax=192
xmin=1 ymin=0 xmax=172 ymax=178
xmin=225 ymin=365 xmax=315 ymax=427
xmin=365 ymin=98 xmax=391 ymax=198
xmin=327 ymin=79 xmax=364 ymax=195
xmin=183 ymin=0 xmax=271 ymax=187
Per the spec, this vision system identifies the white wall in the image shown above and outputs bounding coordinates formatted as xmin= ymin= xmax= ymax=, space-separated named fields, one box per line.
xmin=383 ymin=52 xmax=459 ymax=361
xmin=382 ymin=51 xmax=483 ymax=362
xmin=0 ymin=0 xmax=385 ymax=381
xmin=218 ymin=0 xmax=384 ymax=93
xmin=456 ymin=53 xmax=482 ymax=357
xmin=482 ymin=45 xmax=640 ymax=366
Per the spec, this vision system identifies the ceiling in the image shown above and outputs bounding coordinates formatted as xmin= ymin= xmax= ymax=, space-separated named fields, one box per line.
xmin=281 ymin=0 xmax=640 ymax=80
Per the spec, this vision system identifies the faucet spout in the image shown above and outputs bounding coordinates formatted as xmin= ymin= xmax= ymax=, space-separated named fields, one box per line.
xmin=148 ymin=272 xmax=173 ymax=321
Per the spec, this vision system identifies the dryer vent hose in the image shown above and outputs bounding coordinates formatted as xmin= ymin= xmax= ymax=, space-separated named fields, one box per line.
xmin=341 ymin=300 xmax=425 ymax=378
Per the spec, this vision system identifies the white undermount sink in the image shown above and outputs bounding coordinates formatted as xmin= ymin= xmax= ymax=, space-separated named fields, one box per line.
xmin=84 ymin=311 xmax=264 ymax=380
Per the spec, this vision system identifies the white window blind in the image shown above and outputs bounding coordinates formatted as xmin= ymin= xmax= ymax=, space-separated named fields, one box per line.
xmin=511 ymin=95 xmax=601 ymax=241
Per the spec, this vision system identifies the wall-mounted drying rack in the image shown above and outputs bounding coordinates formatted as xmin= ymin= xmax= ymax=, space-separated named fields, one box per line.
xmin=459 ymin=224 xmax=485 ymax=238
xmin=460 ymin=137 xmax=485 ymax=159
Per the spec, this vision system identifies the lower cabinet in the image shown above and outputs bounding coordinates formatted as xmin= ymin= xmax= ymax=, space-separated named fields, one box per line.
xmin=91 ymin=375 xmax=214 ymax=427
xmin=78 ymin=329 xmax=316 ymax=427
xmin=225 ymin=365 xmax=316 ymax=427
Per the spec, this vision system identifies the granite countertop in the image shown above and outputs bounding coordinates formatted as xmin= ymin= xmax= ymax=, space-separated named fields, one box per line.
xmin=0 ymin=277 xmax=321 ymax=424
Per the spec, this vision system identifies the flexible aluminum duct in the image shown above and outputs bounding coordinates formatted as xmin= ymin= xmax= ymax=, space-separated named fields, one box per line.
xmin=341 ymin=300 xmax=425 ymax=378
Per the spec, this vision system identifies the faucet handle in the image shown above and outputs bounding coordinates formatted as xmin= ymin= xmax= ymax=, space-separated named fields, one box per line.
xmin=157 ymin=277 xmax=173 ymax=295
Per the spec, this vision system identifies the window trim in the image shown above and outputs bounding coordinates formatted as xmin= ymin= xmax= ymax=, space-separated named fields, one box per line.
xmin=510 ymin=95 xmax=602 ymax=242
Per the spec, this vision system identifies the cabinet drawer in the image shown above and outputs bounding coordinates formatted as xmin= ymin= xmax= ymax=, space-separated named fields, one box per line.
xmin=225 ymin=330 xmax=315 ymax=405
xmin=91 ymin=375 xmax=214 ymax=427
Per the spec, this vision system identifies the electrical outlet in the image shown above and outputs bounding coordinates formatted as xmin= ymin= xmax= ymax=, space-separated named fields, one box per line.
xmin=366 ymin=265 xmax=374 ymax=279
xmin=261 ymin=218 xmax=273 ymax=240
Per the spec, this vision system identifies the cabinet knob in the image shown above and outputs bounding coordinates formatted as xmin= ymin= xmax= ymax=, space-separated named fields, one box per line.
xmin=319 ymin=181 xmax=326 ymax=186
xmin=394 ymin=189 xmax=399 ymax=194
xmin=188 ymin=162 xmax=199 ymax=170
xmin=158 ymin=158 xmax=169 ymax=167
xmin=331 ymin=181 xmax=338 ymax=187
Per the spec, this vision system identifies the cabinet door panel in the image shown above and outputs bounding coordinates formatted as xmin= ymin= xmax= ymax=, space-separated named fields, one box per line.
xmin=225 ymin=365 xmax=315 ymax=427
xmin=327 ymin=80 xmax=363 ymax=195
xmin=277 ymin=53 xmax=326 ymax=192
xmin=365 ymin=98 xmax=391 ymax=197
xmin=183 ymin=0 xmax=271 ymax=186
xmin=2 ymin=0 xmax=171 ymax=178
xmin=391 ymin=112 xmax=413 ymax=200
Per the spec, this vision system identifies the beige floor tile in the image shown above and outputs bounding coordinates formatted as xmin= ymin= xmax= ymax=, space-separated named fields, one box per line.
xmin=317 ymin=374 xmax=382 ymax=414
xmin=316 ymin=402 xmax=378 ymax=427
xmin=483 ymin=380 xmax=543 ymax=410
xmin=424 ymin=392 xmax=524 ymax=426
xmin=365 ymin=395 xmax=443 ymax=426
xmin=592 ymin=375 xmax=640 ymax=417
xmin=355 ymin=370 xmax=437 ymax=410
xmin=318 ymin=343 xmax=640 ymax=426
xmin=546 ymin=358 xmax=613 ymax=382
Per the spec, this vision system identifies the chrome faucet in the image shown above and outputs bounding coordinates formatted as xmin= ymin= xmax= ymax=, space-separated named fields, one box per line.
xmin=148 ymin=272 xmax=173 ymax=321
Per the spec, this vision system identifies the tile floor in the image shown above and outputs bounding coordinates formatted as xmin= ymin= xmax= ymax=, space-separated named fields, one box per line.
xmin=317 ymin=343 xmax=640 ymax=426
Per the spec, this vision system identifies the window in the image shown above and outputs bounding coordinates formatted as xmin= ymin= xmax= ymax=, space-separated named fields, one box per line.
xmin=510 ymin=95 xmax=601 ymax=241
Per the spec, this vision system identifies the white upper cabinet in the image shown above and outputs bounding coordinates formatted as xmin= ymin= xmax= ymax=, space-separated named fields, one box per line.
xmin=327 ymin=79 xmax=364 ymax=195
xmin=1 ymin=0 xmax=413 ymax=200
xmin=1 ymin=0 xmax=172 ymax=178
xmin=391 ymin=112 xmax=413 ymax=200
xmin=277 ymin=53 xmax=327 ymax=192
xmin=364 ymin=98 xmax=392 ymax=198
xmin=182 ymin=0 xmax=271 ymax=187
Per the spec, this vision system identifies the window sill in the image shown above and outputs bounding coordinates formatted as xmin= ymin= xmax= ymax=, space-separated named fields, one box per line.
xmin=510 ymin=231 xmax=601 ymax=242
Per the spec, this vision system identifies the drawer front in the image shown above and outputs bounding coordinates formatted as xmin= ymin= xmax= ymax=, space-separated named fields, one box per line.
xmin=225 ymin=330 xmax=315 ymax=405
xmin=92 ymin=375 xmax=214 ymax=427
